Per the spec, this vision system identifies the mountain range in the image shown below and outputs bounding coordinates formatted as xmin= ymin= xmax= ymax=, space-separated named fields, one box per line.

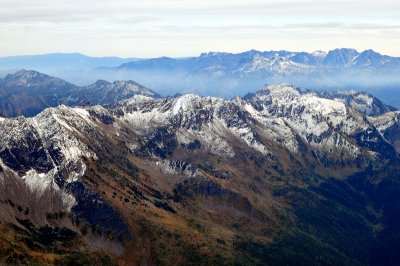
xmin=0 ymin=53 xmax=140 ymax=72
xmin=0 ymin=70 xmax=159 ymax=117
xmin=1 ymin=77 xmax=400 ymax=265
xmin=0 ymin=69 xmax=397 ymax=119
xmin=112 ymin=48 xmax=400 ymax=102
xmin=117 ymin=48 xmax=400 ymax=70
xmin=2 ymin=48 xmax=398 ymax=107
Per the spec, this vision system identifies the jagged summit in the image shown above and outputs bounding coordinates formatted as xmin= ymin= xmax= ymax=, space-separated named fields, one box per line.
xmin=323 ymin=48 xmax=359 ymax=67
xmin=354 ymin=49 xmax=385 ymax=67
xmin=250 ymin=83 xmax=396 ymax=116
xmin=258 ymin=83 xmax=297 ymax=93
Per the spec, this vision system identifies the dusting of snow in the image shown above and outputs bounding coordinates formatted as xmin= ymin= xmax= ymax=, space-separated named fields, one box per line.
xmin=0 ymin=105 xmax=102 ymax=215
xmin=73 ymin=107 xmax=91 ymax=122
xmin=260 ymin=83 xmax=300 ymax=96
xmin=244 ymin=103 xmax=259 ymax=117
xmin=303 ymin=96 xmax=346 ymax=116
xmin=0 ymin=82 xmax=393 ymax=220
xmin=195 ymin=122 xmax=236 ymax=158
xmin=22 ymin=169 xmax=53 ymax=196
xmin=312 ymin=50 xmax=327 ymax=57
xmin=368 ymin=111 xmax=400 ymax=150
xmin=369 ymin=111 xmax=399 ymax=131
xmin=240 ymin=54 xmax=313 ymax=74
xmin=155 ymin=159 xmax=199 ymax=177
xmin=119 ymin=84 xmax=381 ymax=159
xmin=21 ymin=168 xmax=76 ymax=210
xmin=243 ymin=83 xmax=373 ymax=155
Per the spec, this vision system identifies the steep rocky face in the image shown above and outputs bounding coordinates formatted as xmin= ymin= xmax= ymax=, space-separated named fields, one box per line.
xmin=322 ymin=48 xmax=360 ymax=67
xmin=0 ymin=70 xmax=159 ymax=117
xmin=0 ymin=84 xmax=400 ymax=265
xmin=369 ymin=111 xmax=400 ymax=153
xmin=0 ymin=108 xmax=129 ymax=264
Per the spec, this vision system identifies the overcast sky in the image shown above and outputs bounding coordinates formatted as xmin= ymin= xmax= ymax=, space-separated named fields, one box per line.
xmin=0 ymin=0 xmax=399 ymax=57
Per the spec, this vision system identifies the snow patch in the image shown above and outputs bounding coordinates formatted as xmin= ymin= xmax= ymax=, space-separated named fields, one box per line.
xmin=21 ymin=168 xmax=76 ymax=210
xmin=303 ymin=96 xmax=346 ymax=116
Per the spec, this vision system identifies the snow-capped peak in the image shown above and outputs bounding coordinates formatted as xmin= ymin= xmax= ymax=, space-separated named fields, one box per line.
xmin=260 ymin=83 xmax=296 ymax=92
xmin=172 ymin=94 xmax=202 ymax=114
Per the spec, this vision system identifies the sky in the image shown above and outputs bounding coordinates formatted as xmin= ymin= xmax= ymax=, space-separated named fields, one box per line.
xmin=0 ymin=0 xmax=399 ymax=58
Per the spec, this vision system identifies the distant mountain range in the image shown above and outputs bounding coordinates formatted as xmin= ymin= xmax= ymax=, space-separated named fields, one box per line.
xmin=111 ymin=48 xmax=400 ymax=99
xmin=0 ymin=49 xmax=399 ymax=107
xmin=0 ymin=53 xmax=140 ymax=72
xmin=117 ymin=48 xmax=400 ymax=70
xmin=0 ymin=70 xmax=159 ymax=117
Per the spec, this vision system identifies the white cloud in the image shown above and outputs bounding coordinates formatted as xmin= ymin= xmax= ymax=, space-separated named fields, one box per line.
xmin=0 ymin=0 xmax=399 ymax=57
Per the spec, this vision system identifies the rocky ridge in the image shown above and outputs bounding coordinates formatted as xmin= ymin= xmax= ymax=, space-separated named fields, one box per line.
xmin=1 ymin=83 xmax=400 ymax=264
